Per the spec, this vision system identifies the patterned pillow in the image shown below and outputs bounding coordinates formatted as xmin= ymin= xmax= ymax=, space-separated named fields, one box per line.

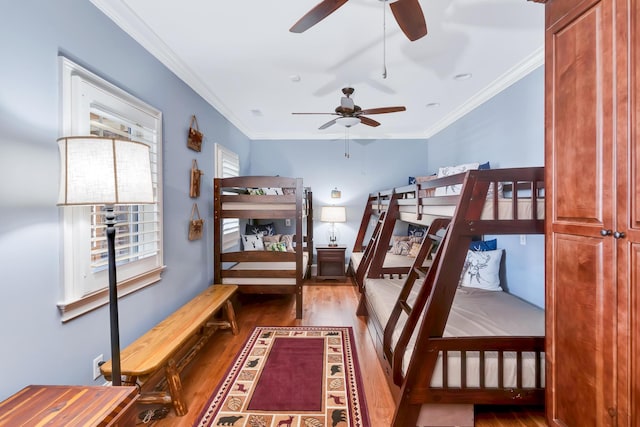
xmin=280 ymin=234 xmax=295 ymax=252
xmin=262 ymin=187 xmax=283 ymax=195
xmin=469 ymin=238 xmax=497 ymax=251
xmin=241 ymin=234 xmax=264 ymax=251
xmin=408 ymin=242 xmax=421 ymax=258
xmin=460 ymin=249 xmax=503 ymax=291
xmin=245 ymin=223 xmax=275 ymax=236
xmin=262 ymin=234 xmax=282 ymax=245
xmin=408 ymin=224 xmax=428 ymax=239
xmin=434 ymin=162 xmax=480 ymax=196
xmin=390 ymin=239 xmax=412 ymax=256
xmin=265 ymin=241 xmax=287 ymax=252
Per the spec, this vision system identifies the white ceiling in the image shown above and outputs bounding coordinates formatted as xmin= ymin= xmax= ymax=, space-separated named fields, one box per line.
xmin=91 ymin=0 xmax=545 ymax=140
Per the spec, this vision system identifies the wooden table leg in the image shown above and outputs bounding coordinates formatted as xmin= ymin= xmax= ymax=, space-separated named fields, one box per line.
xmin=224 ymin=299 xmax=239 ymax=335
xmin=165 ymin=359 xmax=187 ymax=416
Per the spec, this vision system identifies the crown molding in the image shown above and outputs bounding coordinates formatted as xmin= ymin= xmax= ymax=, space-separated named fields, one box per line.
xmin=424 ymin=45 xmax=544 ymax=139
xmin=90 ymin=0 xmax=253 ymax=137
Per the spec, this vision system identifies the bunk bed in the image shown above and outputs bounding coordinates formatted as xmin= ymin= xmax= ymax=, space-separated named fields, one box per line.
xmin=349 ymin=192 xmax=445 ymax=291
xmin=354 ymin=167 xmax=545 ymax=427
xmin=213 ymin=176 xmax=313 ymax=319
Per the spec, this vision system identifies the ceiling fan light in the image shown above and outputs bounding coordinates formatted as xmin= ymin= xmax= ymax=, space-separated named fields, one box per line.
xmin=335 ymin=116 xmax=361 ymax=127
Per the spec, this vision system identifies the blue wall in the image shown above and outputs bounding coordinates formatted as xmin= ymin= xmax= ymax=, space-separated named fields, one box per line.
xmin=249 ymin=138 xmax=428 ymax=257
xmin=426 ymin=66 xmax=545 ymax=307
xmin=0 ymin=1 xmax=250 ymax=400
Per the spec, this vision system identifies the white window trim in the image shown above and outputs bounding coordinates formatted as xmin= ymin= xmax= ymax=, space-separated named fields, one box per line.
xmin=57 ymin=57 xmax=165 ymax=322
xmin=215 ymin=143 xmax=240 ymax=250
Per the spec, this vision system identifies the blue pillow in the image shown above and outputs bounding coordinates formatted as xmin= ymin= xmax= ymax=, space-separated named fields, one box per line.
xmin=479 ymin=161 xmax=491 ymax=170
xmin=408 ymin=224 xmax=428 ymax=238
xmin=408 ymin=176 xmax=416 ymax=185
xmin=469 ymin=238 xmax=497 ymax=251
xmin=245 ymin=222 xmax=275 ymax=236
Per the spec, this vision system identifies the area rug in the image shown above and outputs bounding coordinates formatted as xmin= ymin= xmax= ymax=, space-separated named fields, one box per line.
xmin=195 ymin=326 xmax=370 ymax=427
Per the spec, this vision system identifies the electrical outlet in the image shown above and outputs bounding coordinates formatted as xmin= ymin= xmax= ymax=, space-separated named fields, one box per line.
xmin=93 ymin=354 xmax=104 ymax=380
xmin=285 ymin=219 xmax=291 ymax=226
xmin=520 ymin=235 xmax=527 ymax=245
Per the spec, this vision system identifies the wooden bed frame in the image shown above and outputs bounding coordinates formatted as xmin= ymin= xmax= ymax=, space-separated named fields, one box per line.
xmin=349 ymin=191 xmax=448 ymax=292
xmin=353 ymin=167 xmax=545 ymax=427
xmin=213 ymin=176 xmax=313 ymax=319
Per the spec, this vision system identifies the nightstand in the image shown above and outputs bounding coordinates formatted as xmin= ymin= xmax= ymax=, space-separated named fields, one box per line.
xmin=316 ymin=245 xmax=346 ymax=281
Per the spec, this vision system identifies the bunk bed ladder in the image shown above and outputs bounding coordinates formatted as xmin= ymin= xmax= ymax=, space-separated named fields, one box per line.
xmin=352 ymin=194 xmax=376 ymax=252
xmin=354 ymin=210 xmax=386 ymax=290
xmin=391 ymin=171 xmax=491 ymax=427
xmin=366 ymin=192 xmax=401 ymax=280
xmin=382 ymin=218 xmax=451 ymax=384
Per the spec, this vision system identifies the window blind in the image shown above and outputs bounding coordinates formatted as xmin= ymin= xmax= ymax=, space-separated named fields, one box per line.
xmin=88 ymin=107 xmax=160 ymax=272
xmin=215 ymin=144 xmax=240 ymax=250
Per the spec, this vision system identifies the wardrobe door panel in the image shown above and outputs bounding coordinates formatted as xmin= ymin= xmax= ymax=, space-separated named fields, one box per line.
xmin=629 ymin=4 xmax=640 ymax=423
xmin=549 ymin=234 xmax=616 ymax=426
xmin=547 ymin=1 xmax=615 ymax=231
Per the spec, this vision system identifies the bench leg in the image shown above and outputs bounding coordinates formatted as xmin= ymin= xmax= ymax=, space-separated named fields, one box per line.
xmin=165 ymin=359 xmax=188 ymax=416
xmin=224 ymin=299 xmax=239 ymax=335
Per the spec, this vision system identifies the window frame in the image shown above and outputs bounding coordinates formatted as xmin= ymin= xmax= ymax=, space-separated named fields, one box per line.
xmin=215 ymin=143 xmax=240 ymax=250
xmin=57 ymin=57 xmax=164 ymax=322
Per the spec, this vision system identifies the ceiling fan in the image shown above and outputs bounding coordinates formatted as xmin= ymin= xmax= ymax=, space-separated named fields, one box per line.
xmin=290 ymin=0 xmax=428 ymax=41
xmin=292 ymin=87 xmax=406 ymax=130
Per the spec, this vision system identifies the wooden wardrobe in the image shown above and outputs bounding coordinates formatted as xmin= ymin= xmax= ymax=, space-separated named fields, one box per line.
xmin=545 ymin=0 xmax=639 ymax=425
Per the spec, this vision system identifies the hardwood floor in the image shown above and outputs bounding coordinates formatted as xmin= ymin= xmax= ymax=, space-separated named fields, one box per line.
xmin=148 ymin=280 xmax=546 ymax=426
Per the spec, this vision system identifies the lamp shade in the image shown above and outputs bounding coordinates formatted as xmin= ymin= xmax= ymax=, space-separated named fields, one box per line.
xmin=57 ymin=136 xmax=154 ymax=206
xmin=335 ymin=116 xmax=360 ymax=128
xmin=320 ymin=206 xmax=346 ymax=223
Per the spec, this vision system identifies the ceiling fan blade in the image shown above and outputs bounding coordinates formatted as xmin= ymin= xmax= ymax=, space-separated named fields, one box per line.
xmin=359 ymin=116 xmax=381 ymax=127
xmin=290 ymin=0 xmax=349 ymax=33
xmin=292 ymin=112 xmax=338 ymax=115
xmin=319 ymin=118 xmax=338 ymax=129
xmin=358 ymin=106 xmax=406 ymax=115
xmin=390 ymin=0 xmax=427 ymax=41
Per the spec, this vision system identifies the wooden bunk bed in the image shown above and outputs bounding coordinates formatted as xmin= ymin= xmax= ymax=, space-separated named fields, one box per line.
xmin=354 ymin=167 xmax=545 ymax=426
xmin=349 ymin=191 xmax=445 ymax=292
xmin=213 ymin=176 xmax=313 ymax=319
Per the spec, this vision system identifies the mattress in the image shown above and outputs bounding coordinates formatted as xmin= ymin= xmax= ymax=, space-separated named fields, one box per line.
xmin=221 ymin=251 xmax=309 ymax=285
xmin=222 ymin=202 xmax=297 ymax=211
xmin=363 ymin=277 xmax=545 ymax=388
xmin=396 ymin=198 xmax=545 ymax=221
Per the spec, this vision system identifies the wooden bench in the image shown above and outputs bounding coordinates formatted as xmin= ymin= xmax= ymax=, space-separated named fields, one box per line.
xmin=100 ymin=284 xmax=238 ymax=416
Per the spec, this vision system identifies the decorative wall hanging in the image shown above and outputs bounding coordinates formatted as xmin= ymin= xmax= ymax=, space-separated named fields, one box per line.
xmin=190 ymin=159 xmax=203 ymax=198
xmin=187 ymin=115 xmax=203 ymax=152
xmin=188 ymin=203 xmax=204 ymax=241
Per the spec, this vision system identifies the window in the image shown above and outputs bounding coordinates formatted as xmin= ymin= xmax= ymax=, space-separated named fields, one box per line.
xmin=58 ymin=57 xmax=164 ymax=322
xmin=215 ymin=143 xmax=240 ymax=250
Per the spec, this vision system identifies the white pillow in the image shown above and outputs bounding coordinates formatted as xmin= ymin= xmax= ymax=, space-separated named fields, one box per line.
xmin=241 ymin=234 xmax=264 ymax=251
xmin=434 ymin=162 xmax=479 ymax=196
xmin=460 ymin=249 xmax=503 ymax=291
xmin=262 ymin=187 xmax=283 ymax=195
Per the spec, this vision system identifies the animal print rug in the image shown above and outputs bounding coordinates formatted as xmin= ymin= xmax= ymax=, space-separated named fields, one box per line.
xmin=195 ymin=326 xmax=370 ymax=427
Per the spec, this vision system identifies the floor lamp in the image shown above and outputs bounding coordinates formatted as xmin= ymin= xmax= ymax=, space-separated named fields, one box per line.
xmin=57 ymin=136 xmax=154 ymax=386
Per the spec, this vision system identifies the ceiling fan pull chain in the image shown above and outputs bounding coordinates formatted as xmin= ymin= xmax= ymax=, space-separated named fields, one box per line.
xmin=382 ymin=0 xmax=387 ymax=79
xmin=344 ymin=128 xmax=350 ymax=158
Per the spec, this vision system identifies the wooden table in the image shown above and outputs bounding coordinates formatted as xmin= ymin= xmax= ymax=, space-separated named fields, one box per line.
xmin=0 ymin=385 xmax=138 ymax=426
